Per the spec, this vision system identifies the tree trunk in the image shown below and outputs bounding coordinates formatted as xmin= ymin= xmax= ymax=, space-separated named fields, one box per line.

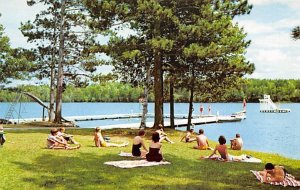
xmin=48 ymin=64 xmax=55 ymax=122
xmin=170 ymin=78 xmax=175 ymax=128
xmin=54 ymin=0 xmax=65 ymax=123
xmin=187 ymin=69 xmax=195 ymax=131
xmin=140 ymin=62 xmax=150 ymax=128
xmin=153 ymin=21 xmax=163 ymax=129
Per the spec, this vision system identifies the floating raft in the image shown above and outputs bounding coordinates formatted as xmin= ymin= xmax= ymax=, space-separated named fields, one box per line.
xmin=259 ymin=95 xmax=291 ymax=113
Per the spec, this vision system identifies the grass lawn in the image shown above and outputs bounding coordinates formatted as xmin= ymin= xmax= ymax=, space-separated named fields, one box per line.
xmin=1 ymin=128 xmax=299 ymax=190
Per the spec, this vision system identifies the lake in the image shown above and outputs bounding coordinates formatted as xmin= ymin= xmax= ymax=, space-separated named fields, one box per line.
xmin=0 ymin=102 xmax=298 ymax=159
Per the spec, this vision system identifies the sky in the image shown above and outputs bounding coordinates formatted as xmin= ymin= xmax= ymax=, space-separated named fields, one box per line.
xmin=0 ymin=0 xmax=300 ymax=80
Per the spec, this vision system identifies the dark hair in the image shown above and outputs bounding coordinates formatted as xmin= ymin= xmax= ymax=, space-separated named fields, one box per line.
xmin=189 ymin=129 xmax=194 ymax=132
xmin=218 ymin=135 xmax=226 ymax=145
xmin=138 ymin=130 xmax=145 ymax=136
xmin=152 ymin=132 xmax=160 ymax=143
xmin=59 ymin=127 xmax=65 ymax=132
xmin=95 ymin=127 xmax=101 ymax=132
xmin=199 ymin=129 xmax=204 ymax=134
xmin=236 ymin=133 xmax=240 ymax=138
xmin=265 ymin=163 xmax=275 ymax=170
xmin=50 ymin=128 xmax=58 ymax=135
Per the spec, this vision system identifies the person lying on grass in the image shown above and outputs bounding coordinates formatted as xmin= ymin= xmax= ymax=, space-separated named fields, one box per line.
xmin=132 ymin=129 xmax=148 ymax=157
xmin=259 ymin=163 xmax=286 ymax=183
xmin=58 ymin=127 xmax=79 ymax=144
xmin=94 ymin=127 xmax=128 ymax=147
xmin=146 ymin=132 xmax=163 ymax=162
xmin=180 ymin=129 xmax=197 ymax=143
xmin=207 ymin=135 xmax=244 ymax=161
xmin=47 ymin=128 xmax=80 ymax=150
xmin=194 ymin=129 xmax=213 ymax=150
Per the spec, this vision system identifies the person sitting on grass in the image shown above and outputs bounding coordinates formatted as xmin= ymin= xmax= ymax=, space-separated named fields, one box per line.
xmin=132 ymin=129 xmax=148 ymax=157
xmin=208 ymin=135 xmax=242 ymax=161
xmin=94 ymin=127 xmax=128 ymax=147
xmin=230 ymin=133 xmax=243 ymax=150
xmin=155 ymin=124 xmax=174 ymax=144
xmin=0 ymin=125 xmax=6 ymax=146
xmin=194 ymin=129 xmax=213 ymax=150
xmin=146 ymin=132 xmax=163 ymax=162
xmin=259 ymin=163 xmax=286 ymax=183
xmin=47 ymin=128 xmax=80 ymax=150
xmin=181 ymin=129 xmax=197 ymax=143
xmin=57 ymin=127 xmax=79 ymax=144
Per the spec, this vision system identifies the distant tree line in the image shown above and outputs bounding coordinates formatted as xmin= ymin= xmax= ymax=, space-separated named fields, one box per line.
xmin=1 ymin=79 xmax=300 ymax=103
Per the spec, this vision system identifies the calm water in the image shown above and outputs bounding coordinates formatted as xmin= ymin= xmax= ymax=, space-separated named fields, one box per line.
xmin=0 ymin=102 xmax=298 ymax=159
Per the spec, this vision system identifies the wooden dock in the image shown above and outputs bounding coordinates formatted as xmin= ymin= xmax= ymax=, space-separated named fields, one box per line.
xmin=8 ymin=114 xmax=242 ymax=129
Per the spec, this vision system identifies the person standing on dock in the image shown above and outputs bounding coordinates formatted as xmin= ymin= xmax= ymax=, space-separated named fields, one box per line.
xmin=199 ymin=104 xmax=204 ymax=117
xmin=194 ymin=129 xmax=213 ymax=150
xmin=156 ymin=124 xmax=174 ymax=144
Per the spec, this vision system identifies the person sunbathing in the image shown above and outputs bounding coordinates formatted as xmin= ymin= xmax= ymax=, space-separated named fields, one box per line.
xmin=194 ymin=129 xmax=213 ymax=150
xmin=57 ymin=127 xmax=79 ymax=144
xmin=181 ymin=129 xmax=197 ymax=143
xmin=208 ymin=135 xmax=243 ymax=161
xmin=132 ymin=129 xmax=148 ymax=157
xmin=0 ymin=125 xmax=6 ymax=146
xmin=259 ymin=163 xmax=286 ymax=183
xmin=155 ymin=124 xmax=174 ymax=144
xmin=146 ymin=132 xmax=163 ymax=162
xmin=230 ymin=133 xmax=243 ymax=150
xmin=94 ymin=127 xmax=128 ymax=147
xmin=47 ymin=128 xmax=80 ymax=150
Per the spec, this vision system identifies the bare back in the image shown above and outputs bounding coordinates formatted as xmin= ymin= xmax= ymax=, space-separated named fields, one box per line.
xmin=196 ymin=134 xmax=208 ymax=148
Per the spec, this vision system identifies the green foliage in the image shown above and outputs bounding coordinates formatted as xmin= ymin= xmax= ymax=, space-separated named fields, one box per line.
xmin=1 ymin=79 xmax=300 ymax=102
xmin=0 ymin=22 xmax=33 ymax=83
xmin=0 ymin=128 xmax=299 ymax=190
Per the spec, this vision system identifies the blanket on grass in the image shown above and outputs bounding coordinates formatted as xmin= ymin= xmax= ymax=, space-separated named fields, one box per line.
xmin=104 ymin=160 xmax=170 ymax=168
xmin=251 ymin=170 xmax=300 ymax=187
xmin=118 ymin=151 xmax=135 ymax=157
xmin=203 ymin=154 xmax=262 ymax=163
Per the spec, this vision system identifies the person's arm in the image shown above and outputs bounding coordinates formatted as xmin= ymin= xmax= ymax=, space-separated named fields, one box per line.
xmin=208 ymin=146 xmax=217 ymax=158
xmin=206 ymin=139 xmax=210 ymax=147
xmin=141 ymin=139 xmax=148 ymax=152
xmin=180 ymin=135 xmax=186 ymax=142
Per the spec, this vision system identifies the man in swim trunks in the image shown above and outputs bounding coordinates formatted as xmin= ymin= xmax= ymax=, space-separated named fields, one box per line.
xmin=194 ymin=129 xmax=213 ymax=150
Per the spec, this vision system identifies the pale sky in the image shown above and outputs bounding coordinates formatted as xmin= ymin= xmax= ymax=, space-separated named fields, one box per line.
xmin=0 ymin=0 xmax=300 ymax=80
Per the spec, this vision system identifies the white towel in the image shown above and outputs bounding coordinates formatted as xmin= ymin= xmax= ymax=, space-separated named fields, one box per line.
xmin=104 ymin=160 xmax=170 ymax=168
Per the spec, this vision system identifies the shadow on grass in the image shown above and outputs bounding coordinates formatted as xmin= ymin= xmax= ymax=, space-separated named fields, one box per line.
xmin=11 ymin=150 xmax=297 ymax=190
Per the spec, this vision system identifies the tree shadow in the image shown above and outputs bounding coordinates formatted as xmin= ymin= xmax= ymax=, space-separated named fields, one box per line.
xmin=12 ymin=152 xmax=298 ymax=190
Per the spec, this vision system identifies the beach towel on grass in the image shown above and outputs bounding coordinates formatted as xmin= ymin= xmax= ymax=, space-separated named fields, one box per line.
xmin=251 ymin=170 xmax=300 ymax=187
xmin=104 ymin=160 xmax=170 ymax=168
xmin=118 ymin=151 xmax=135 ymax=157
xmin=203 ymin=154 xmax=262 ymax=163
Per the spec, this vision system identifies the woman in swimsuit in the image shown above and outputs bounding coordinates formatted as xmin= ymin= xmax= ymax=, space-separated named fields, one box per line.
xmin=132 ymin=129 xmax=148 ymax=157
xmin=146 ymin=132 xmax=163 ymax=162
xmin=94 ymin=127 xmax=128 ymax=147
